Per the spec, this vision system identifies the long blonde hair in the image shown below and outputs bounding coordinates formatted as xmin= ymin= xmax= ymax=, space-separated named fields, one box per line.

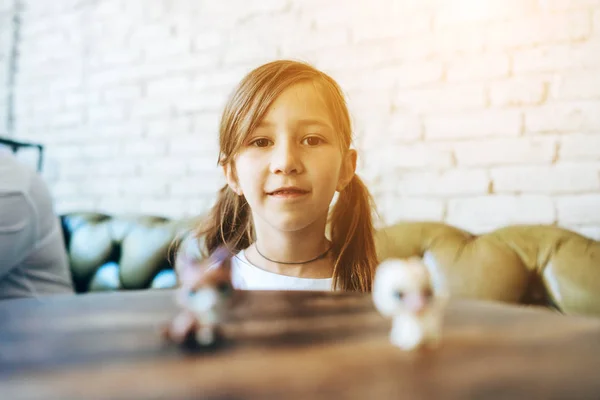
xmin=185 ymin=60 xmax=378 ymax=292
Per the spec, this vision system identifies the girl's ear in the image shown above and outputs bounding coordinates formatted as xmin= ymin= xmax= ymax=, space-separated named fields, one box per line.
xmin=337 ymin=149 xmax=357 ymax=192
xmin=223 ymin=163 xmax=243 ymax=196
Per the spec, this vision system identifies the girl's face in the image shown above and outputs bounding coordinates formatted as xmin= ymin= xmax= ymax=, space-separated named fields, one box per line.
xmin=224 ymin=81 xmax=356 ymax=234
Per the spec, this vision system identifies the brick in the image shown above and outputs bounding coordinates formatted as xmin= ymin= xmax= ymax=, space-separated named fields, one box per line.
xmin=525 ymin=101 xmax=600 ymax=133
xmin=310 ymin=2 xmax=370 ymax=28
xmin=145 ymin=76 xmax=191 ymax=97
xmin=192 ymin=31 xmax=226 ymax=52
xmin=560 ymin=133 xmax=600 ymax=160
xmin=513 ymin=40 xmax=600 ymax=73
xmin=222 ymin=40 xmax=279 ymax=66
xmin=346 ymin=89 xmax=394 ymax=116
xmin=435 ymin=0 xmax=537 ymax=28
xmin=389 ymin=35 xmax=436 ymax=61
xmin=491 ymin=164 xmax=600 ymax=194
xmin=37 ymin=127 xmax=82 ymax=145
xmin=355 ymin=112 xmax=421 ymax=151
xmin=64 ymin=91 xmax=101 ymax=109
xmin=538 ymin=0 xmax=600 ymax=11
xmin=192 ymin=114 xmax=220 ymax=138
xmin=446 ymin=52 xmax=510 ymax=82
xmin=102 ymin=85 xmax=143 ymax=102
xmin=118 ymin=178 xmax=168 ymax=197
xmin=127 ymin=24 xmax=172 ymax=46
xmin=89 ymin=49 xmax=143 ymax=69
xmin=486 ymin=11 xmax=591 ymax=49
xmin=432 ymin=23 xmax=486 ymax=56
xmin=90 ymin=159 xmax=138 ymax=177
xmin=175 ymin=89 xmax=231 ymax=114
xmin=58 ymin=160 xmax=92 ymax=179
xmin=121 ymin=139 xmax=167 ymax=157
xmin=381 ymin=197 xmax=446 ymax=225
xmin=136 ymin=53 xmax=219 ymax=80
xmin=87 ymin=105 xmax=127 ymax=124
xmin=314 ymin=42 xmax=397 ymax=71
xmin=447 ymin=195 xmax=556 ymax=229
xmin=80 ymin=144 xmax=120 ymax=160
xmin=88 ymin=68 xmax=134 ymax=88
xmin=79 ymin=179 xmax=121 ymax=196
xmin=453 ymin=137 xmax=557 ymax=166
xmin=187 ymin=160 xmax=221 ymax=174
xmin=145 ymin=117 xmax=193 ymax=138
xmin=396 ymin=83 xmax=486 ymax=113
xmin=394 ymin=169 xmax=489 ymax=196
xmin=490 ymin=77 xmax=548 ymax=107
xmin=17 ymin=54 xmax=79 ymax=77
xmin=139 ymin=157 xmax=188 ymax=176
xmin=19 ymin=31 xmax=66 ymax=53
xmin=48 ymin=75 xmax=84 ymax=93
xmin=554 ymin=69 xmax=600 ymax=100
xmin=49 ymin=111 xmax=84 ymax=128
xmin=193 ymin=66 xmax=251 ymax=91
xmin=387 ymin=113 xmax=423 ymax=142
xmin=280 ymin=28 xmax=348 ymax=55
xmin=28 ymin=97 xmax=64 ymax=114
xmin=385 ymin=143 xmax=454 ymax=169
xmin=129 ymin=99 xmax=172 ymax=119
xmin=169 ymin=175 xmax=225 ymax=196
xmin=556 ymin=194 xmax=600 ymax=223
xmin=142 ymin=37 xmax=192 ymax=60
xmin=169 ymin=134 xmax=216 ymax=156
xmin=396 ymin=61 xmax=444 ymax=88
xmin=424 ymin=110 xmax=522 ymax=140
xmin=352 ymin=12 xmax=431 ymax=43
xmin=227 ymin=0 xmax=289 ymax=14
xmin=54 ymin=197 xmax=98 ymax=215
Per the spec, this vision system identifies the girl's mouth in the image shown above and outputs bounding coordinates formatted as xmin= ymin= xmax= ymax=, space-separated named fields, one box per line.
xmin=267 ymin=187 xmax=309 ymax=197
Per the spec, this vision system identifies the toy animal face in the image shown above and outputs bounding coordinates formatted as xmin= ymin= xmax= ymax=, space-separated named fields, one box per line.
xmin=372 ymin=258 xmax=436 ymax=317
xmin=176 ymin=247 xmax=234 ymax=316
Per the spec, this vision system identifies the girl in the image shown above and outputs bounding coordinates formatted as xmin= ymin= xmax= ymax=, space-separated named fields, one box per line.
xmin=175 ymin=59 xmax=378 ymax=293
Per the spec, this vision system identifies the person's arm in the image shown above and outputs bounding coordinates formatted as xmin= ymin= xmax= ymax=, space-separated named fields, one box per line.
xmin=0 ymin=190 xmax=36 ymax=279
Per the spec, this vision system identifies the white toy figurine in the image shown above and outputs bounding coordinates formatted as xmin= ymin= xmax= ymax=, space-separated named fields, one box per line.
xmin=372 ymin=257 xmax=448 ymax=351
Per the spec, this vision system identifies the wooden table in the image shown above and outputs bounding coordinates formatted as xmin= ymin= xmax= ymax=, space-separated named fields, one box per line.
xmin=1 ymin=289 xmax=600 ymax=400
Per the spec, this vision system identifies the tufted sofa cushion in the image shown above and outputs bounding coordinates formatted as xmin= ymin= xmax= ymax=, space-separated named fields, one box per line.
xmin=60 ymin=213 xmax=196 ymax=293
xmin=376 ymin=222 xmax=600 ymax=317
xmin=60 ymin=212 xmax=600 ymax=317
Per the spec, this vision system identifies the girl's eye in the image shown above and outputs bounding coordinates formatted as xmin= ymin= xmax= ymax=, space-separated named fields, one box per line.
xmin=250 ymin=138 xmax=272 ymax=147
xmin=302 ymin=136 xmax=324 ymax=146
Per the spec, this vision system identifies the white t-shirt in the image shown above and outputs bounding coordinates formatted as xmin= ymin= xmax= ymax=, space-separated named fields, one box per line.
xmin=231 ymin=250 xmax=334 ymax=291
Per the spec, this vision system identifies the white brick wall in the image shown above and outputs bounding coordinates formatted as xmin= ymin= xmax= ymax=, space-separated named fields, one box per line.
xmin=0 ymin=2 xmax=13 ymax=133
xmin=2 ymin=0 xmax=600 ymax=240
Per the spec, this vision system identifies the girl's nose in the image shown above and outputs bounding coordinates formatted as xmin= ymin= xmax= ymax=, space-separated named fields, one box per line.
xmin=269 ymin=142 xmax=303 ymax=175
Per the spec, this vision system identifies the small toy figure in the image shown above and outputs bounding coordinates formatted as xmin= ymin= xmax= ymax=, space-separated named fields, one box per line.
xmin=372 ymin=257 xmax=448 ymax=351
xmin=162 ymin=246 xmax=235 ymax=351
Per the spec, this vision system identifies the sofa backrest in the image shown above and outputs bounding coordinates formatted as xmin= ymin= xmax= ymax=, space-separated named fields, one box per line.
xmin=60 ymin=212 xmax=600 ymax=318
